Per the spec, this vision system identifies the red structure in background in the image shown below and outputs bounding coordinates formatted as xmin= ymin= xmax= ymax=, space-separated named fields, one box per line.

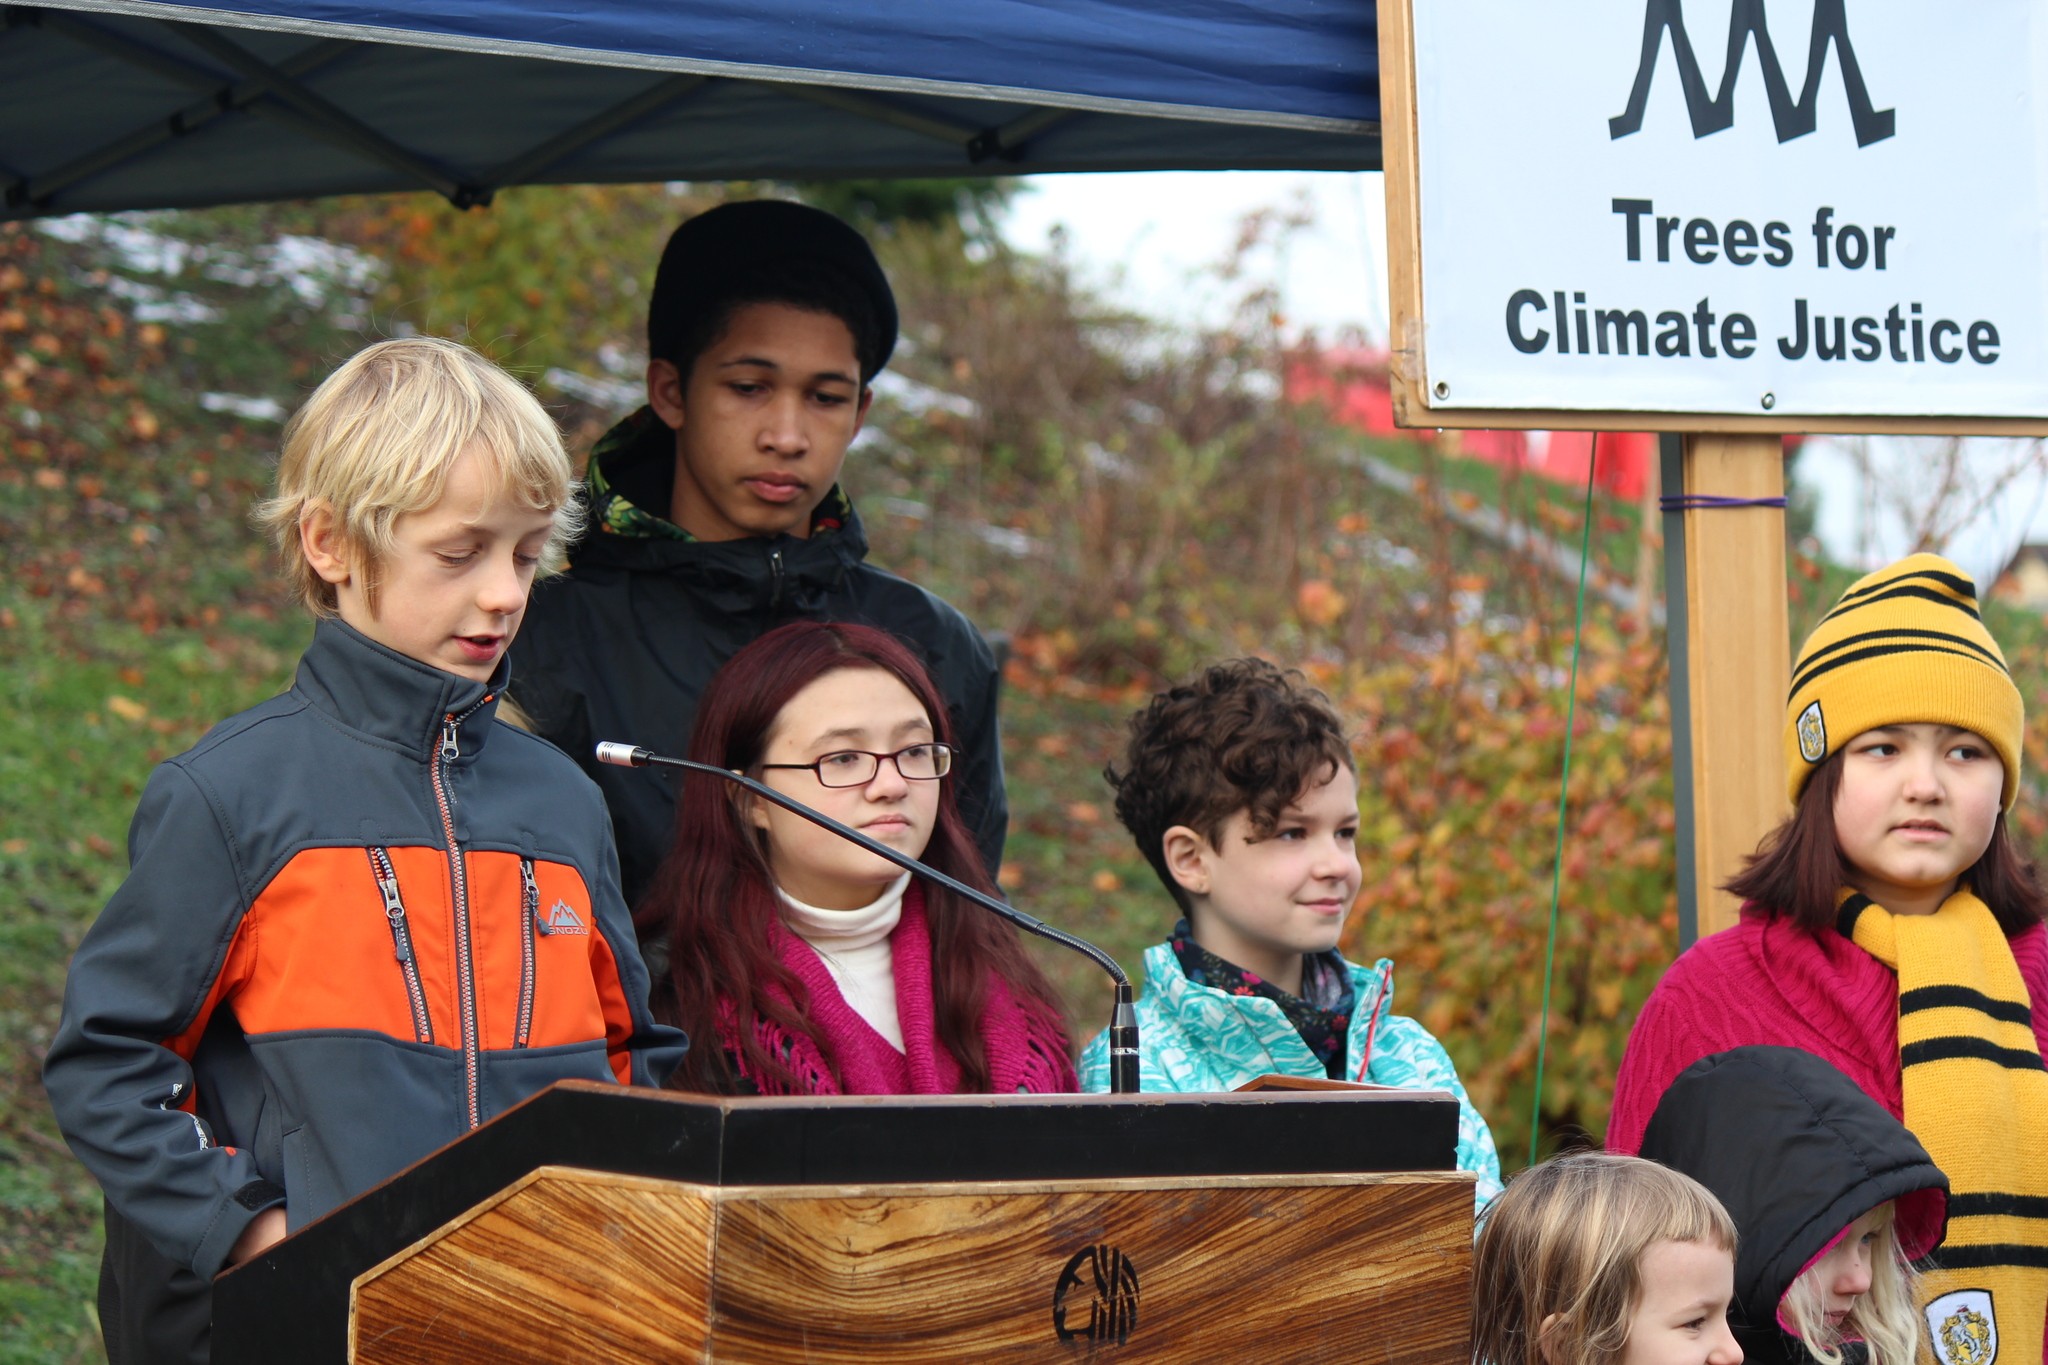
xmin=1285 ymin=344 xmax=1656 ymax=500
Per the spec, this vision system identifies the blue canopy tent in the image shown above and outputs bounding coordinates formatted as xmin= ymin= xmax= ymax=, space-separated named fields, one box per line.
xmin=0 ymin=0 xmax=1379 ymax=218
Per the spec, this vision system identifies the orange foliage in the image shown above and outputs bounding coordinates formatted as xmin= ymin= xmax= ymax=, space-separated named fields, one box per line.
xmin=1338 ymin=611 xmax=1676 ymax=1162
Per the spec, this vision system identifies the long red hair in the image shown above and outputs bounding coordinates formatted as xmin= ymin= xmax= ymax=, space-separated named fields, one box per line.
xmin=636 ymin=620 xmax=1070 ymax=1093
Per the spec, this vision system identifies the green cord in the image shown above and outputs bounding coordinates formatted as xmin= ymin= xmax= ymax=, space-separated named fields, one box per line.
xmin=1528 ymin=434 xmax=1601 ymax=1168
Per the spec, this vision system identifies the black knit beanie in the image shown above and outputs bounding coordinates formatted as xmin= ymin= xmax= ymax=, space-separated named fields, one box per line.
xmin=646 ymin=200 xmax=898 ymax=382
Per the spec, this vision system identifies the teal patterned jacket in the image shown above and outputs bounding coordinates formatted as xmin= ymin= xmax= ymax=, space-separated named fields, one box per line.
xmin=1078 ymin=941 xmax=1503 ymax=1209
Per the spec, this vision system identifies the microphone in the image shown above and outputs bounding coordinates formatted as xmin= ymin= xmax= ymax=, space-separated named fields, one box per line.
xmin=596 ymin=741 xmax=1142 ymax=1094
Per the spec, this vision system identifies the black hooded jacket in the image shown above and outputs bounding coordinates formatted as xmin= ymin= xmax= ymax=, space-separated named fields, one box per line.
xmin=1640 ymin=1046 xmax=1949 ymax=1365
xmin=507 ymin=410 xmax=1007 ymax=910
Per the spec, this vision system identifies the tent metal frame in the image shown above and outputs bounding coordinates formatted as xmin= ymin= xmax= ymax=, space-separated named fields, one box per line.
xmin=3 ymin=3 xmax=1183 ymax=216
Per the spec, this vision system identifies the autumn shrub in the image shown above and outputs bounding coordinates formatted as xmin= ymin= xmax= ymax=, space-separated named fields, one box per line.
xmin=308 ymin=186 xmax=705 ymax=386
xmin=0 ymin=224 xmax=328 ymax=645
xmin=860 ymin=217 xmax=1401 ymax=683
xmin=1333 ymin=613 xmax=1674 ymax=1163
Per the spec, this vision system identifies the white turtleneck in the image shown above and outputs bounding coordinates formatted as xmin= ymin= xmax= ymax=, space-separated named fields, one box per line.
xmin=775 ymin=872 xmax=909 ymax=1051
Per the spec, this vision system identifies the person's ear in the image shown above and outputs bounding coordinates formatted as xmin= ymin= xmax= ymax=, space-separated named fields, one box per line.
xmin=1161 ymin=825 xmax=1214 ymax=897
xmin=647 ymin=358 xmax=686 ymax=431
xmin=851 ymin=384 xmax=874 ymax=435
xmin=741 ymin=782 xmax=772 ymax=835
xmin=299 ymin=503 xmax=355 ymax=588
xmin=1536 ymin=1313 xmax=1567 ymax=1365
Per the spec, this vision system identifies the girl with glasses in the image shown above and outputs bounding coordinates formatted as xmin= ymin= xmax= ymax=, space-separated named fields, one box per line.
xmin=637 ymin=620 xmax=1076 ymax=1095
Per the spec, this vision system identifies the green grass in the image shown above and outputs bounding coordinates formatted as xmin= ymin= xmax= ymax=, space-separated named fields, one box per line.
xmin=0 ymin=597 xmax=305 ymax=1362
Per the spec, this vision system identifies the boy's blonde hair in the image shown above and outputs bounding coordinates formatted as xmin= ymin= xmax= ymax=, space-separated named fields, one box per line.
xmin=1779 ymin=1203 xmax=1920 ymax=1365
xmin=1472 ymin=1152 xmax=1737 ymax=1365
xmin=256 ymin=337 xmax=582 ymax=614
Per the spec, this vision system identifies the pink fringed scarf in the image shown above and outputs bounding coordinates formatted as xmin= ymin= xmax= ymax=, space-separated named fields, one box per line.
xmin=722 ymin=880 xmax=1077 ymax=1096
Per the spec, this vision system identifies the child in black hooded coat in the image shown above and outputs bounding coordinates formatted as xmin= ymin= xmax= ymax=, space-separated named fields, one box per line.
xmin=1639 ymin=1046 xmax=1948 ymax=1365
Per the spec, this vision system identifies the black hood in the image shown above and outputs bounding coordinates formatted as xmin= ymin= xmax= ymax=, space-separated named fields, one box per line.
xmin=1640 ymin=1047 xmax=1948 ymax=1365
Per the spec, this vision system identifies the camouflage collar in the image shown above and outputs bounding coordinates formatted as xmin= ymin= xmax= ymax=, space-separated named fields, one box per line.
xmin=585 ymin=406 xmax=853 ymax=542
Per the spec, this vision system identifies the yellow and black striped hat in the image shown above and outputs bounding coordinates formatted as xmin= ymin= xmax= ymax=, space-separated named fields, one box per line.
xmin=1786 ymin=553 xmax=2022 ymax=807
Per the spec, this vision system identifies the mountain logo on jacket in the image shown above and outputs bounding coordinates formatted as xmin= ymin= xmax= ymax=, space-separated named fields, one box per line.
xmin=1797 ymin=700 xmax=1827 ymax=764
xmin=541 ymin=900 xmax=588 ymax=936
xmin=1927 ymin=1290 xmax=1998 ymax=1365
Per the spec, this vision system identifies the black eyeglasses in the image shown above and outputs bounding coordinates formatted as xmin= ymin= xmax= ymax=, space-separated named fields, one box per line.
xmin=760 ymin=742 xmax=954 ymax=788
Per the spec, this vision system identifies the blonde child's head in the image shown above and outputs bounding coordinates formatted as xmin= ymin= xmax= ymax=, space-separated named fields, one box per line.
xmin=1779 ymin=1203 xmax=1919 ymax=1365
xmin=256 ymin=336 xmax=580 ymax=615
xmin=1729 ymin=553 xmax=2046 ymax=931
xmin=1472 ymin=1152 xmax=1737 ymax=1365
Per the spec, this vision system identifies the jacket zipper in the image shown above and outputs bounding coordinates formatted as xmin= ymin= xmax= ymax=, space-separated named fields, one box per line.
xmin=767 ymin=546 xmax=785 ymax=609
xmin=514 ymin=857 xmax=538 ymax=1049
xmin=434 ymin=694 xmax=492 ymax=1128
xmin=367 ymin=847 xmax=434 ymax=1044
xmin=1353 ymin=964 xmax=1395 ymax=1085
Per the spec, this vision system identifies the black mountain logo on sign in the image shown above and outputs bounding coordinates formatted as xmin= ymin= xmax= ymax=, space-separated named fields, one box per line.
xmin=1610 ymin=0 xmax=1895 ymax=147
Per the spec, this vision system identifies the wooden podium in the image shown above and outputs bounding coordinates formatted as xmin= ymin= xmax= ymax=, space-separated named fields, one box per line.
xmin=213 ymin=1081 xmax=1474 ymax=1362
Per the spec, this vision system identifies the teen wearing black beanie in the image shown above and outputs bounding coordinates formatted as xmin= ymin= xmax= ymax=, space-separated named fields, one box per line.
xmin=509 ymin=200 xmax=1007 ymax=916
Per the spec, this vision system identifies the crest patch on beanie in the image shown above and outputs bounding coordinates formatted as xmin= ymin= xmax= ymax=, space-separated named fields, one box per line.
xmin=1797 ymin=701 xmax=1827 ymax=764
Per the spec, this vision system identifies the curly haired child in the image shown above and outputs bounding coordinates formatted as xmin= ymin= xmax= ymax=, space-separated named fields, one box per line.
xmin=1077 ymin=656 xmax=1500 ymax=1207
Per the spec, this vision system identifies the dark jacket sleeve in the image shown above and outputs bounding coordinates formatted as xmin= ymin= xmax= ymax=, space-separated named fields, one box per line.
xmin=43 ymin=763 xmax=285 ymax=1279
xmin=581 ymin=800 xmax=690 ymax=1087
xmin=505 ymin=585 xmax=673 ymax=909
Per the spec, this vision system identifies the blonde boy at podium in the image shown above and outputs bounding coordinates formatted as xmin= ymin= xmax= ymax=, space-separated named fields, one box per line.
xmin=1078 ymin=658 xmax=1502 ymax=1207
xmin=43 ymin=339 xmax=687 ymax=1365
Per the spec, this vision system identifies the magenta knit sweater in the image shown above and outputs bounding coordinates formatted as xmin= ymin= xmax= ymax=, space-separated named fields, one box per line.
xmin=722 ymin=880 xmax=1078 ymax=1096
xmin=1608 ymin=906 xmax=2048 ymax=1154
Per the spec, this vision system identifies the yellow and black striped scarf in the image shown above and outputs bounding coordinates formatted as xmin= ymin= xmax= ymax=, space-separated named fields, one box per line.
xmin=1843 ymin=889 xmax=2048 ymax=1365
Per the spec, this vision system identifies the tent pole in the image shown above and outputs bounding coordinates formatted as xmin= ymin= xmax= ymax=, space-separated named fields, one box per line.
xmin=10 ymin=37 xmax=349 ymax=210
xmin=1659 ymin=433 xmax=1699 ymax=948
xmin=169 ymin=23 xmax=480 ymax=204
xmin=1671 ymin=432 xmax=1791 ymax=942
xmin=782 ymin=85 xmax=982 ymax=147
xmin=969 ymin=108 xmax=1076 ymax=163
xmin=484 ymin=74 xmax=711 ymax=187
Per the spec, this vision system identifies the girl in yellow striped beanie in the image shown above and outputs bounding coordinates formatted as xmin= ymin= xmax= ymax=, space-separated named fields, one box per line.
xmin=1611 ymin=553 xmax=2048 ymax=1365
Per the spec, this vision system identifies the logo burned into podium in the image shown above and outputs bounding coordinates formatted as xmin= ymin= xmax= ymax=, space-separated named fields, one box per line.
xmin=1052 ymin=1244 xmax=1140 ymax=1346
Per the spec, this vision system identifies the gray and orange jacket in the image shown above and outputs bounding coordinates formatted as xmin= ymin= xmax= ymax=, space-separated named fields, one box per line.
xmin=43 ymin=618 xmax=689 ymax=1278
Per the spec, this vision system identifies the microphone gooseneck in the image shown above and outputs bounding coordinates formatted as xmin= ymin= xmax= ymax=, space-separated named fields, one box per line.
xmin=597 ymin=740 xmax=1142 ymax=1094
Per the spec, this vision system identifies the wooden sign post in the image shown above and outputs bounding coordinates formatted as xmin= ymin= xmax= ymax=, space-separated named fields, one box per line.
xmin=1664 ymin=433 xmax=1788 ymax=939
xmin=1376 ymin=0 xmax=2048 ymax=943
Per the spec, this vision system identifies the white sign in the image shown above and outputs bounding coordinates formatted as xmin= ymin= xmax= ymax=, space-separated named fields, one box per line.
xmin=1412 ymin=0 xmax=2048 ymax=418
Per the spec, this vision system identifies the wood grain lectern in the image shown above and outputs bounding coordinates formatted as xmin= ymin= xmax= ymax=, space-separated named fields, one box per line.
xmin=212 ymin=1080 xmax=1474 ymax=1362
